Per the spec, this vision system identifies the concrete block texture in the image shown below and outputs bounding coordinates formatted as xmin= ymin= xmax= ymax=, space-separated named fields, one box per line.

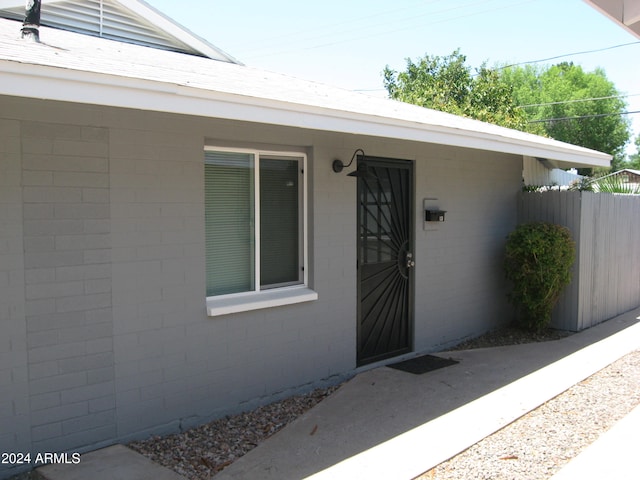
xmin=0 ymin=118 xmax=31 ymax=464
xmin=16 ymin=115 xmax=117 ymax=468
xmin=0 ymin=97 xmax=529 ymax=480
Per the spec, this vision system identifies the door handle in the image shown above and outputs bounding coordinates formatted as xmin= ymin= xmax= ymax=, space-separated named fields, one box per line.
xmin=406 ymin=252 xmax=415 ymax=269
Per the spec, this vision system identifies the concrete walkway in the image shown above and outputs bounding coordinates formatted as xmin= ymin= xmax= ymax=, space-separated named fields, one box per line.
xmin=37 ymin=444 xmax=185 ymax=480
xmin=216 ymin=309 xmax=640 ymax=480
xmin=37 ymin=307 xmax=640 ymax=480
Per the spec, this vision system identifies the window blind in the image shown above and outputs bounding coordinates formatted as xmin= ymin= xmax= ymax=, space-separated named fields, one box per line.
xmin=204 ymin=151 xmax=255 ymax=296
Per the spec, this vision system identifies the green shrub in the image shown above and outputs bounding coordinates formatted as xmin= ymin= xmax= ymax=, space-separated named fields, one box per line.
xmin=504 ymin=223 xmax=575 ymax=331
xmin=594 ymin=175 xmax=640 ymax=194
xmin=568 ymin=177 xmax=594 ymax=192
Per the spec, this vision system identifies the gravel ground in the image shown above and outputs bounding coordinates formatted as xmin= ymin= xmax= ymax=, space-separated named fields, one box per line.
xmin=127 ymin=327 xmax=640 ymax=480
xmin=448 ymin=326 xmax=573 ymax=350
xmin=6 ymin=326 xmax=636 ymax=480
xmin=417 ymin=349 xmax=640 ymax=480
xmin=128 ymin=386 xmax=341 ymax=479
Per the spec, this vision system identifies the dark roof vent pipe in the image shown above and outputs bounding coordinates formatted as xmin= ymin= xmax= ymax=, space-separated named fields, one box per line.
xmin=21 ymin=0 xmax=41 ymax=42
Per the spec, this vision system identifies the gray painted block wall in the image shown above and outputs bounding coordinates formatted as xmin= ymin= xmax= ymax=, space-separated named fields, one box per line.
xmin=413 ymin=147 xmax=518 ymax=349
xmin=0 ymin=96 xmax=518 ymax=478
xmin=0 ymin=117 xmax=30 ymax=469
xmin=21 ymin=119 xmax=114 ymax=455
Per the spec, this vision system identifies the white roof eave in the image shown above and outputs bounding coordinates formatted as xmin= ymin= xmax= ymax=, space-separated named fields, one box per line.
xmin=0 ymin=59 xmax=611 ymax=169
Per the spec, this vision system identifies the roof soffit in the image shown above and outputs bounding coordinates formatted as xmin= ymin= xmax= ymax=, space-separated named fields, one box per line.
xmin=583 ymin=0 xmax=640 ymax=38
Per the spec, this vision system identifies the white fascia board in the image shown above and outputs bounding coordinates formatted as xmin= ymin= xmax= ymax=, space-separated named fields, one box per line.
xmin=118 ymin=0 xmax=241 ymax=63
xmin=0 ymin=0 xmax=30 ymax=8
xmin=0 ymin=60 xmax=611 ymax=168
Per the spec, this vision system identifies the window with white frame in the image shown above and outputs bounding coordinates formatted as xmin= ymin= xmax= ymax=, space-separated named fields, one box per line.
xmin=204 ymin=147 xmax=314 ymax=314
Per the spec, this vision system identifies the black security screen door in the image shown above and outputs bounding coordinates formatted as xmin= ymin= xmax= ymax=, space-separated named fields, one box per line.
xmin=357 ymin=157 xmax=414 ymax=366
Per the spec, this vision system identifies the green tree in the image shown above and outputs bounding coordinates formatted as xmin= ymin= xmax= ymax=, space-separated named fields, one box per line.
xmin=383 ymin=49 xmax=470 ymax=114
xmin=627 ymin=136 xmax=640 ymax=169
xmin=383 ymin=50 xmax=527 ymax=130
xmin=384 ymin=52 xmax=632 ymax=172
xmin=470 ymin=65 xmax=528 ymax=130
xmin=502 ymin=62 xmax=631 ymax=171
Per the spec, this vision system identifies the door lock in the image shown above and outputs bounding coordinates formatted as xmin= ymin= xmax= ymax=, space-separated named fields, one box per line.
xmin=406 ymin=252 xmax=415 ymax=269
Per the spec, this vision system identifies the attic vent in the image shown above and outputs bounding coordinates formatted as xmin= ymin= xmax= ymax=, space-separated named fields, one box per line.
xmin=2 ymin=0 xmax=197 ymax=54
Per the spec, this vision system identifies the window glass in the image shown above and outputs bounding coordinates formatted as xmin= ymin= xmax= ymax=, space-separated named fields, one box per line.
xmin=204 ymin=151 xmax=255 ymax=296
xmin=260 ymin=157 xmax=301 ymax=288
xmin=205 ymin=149 xmax=304 ymax=297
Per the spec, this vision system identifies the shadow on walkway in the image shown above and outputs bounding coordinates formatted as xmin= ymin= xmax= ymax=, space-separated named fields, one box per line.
xmin=215 ymin=308 xmax=640 ymax=480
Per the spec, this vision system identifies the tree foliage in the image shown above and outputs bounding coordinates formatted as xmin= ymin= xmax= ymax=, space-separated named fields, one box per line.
xmin=470 ymin=66 xmax=528 ymax=130
xmin=628 ymin=136 xmax=640 ymax=169
xmin=502 ymin=62 xmax=631 ymax=170
xmin=383 ymin=49 xmax=527 ymax=130
xmin=383 ymin=51 xmax=632 ymax=171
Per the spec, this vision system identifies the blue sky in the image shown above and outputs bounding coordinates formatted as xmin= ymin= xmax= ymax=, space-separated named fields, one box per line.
xmin=148 ymin=0 xmax=640 ymax=152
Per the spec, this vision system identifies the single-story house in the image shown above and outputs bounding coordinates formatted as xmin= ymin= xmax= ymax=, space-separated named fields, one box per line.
xmin=589 ymin=168 xmax=640 ymax=192
xmin=608 ymin=168 xmax=640 ymax=184
xmin=0 ymin=1 xmax=611 ymax=476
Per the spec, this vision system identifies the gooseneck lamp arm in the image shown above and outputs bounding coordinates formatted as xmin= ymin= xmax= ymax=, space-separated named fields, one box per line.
xmin=332 ymin=148 xmax=365 ymax=173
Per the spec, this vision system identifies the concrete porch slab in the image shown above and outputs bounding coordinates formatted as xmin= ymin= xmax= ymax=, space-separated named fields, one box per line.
xmin=215 ymin=308 xmax=640 ymax=480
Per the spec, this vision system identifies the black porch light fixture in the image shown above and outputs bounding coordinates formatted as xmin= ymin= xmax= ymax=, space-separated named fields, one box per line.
xmin=332 ymin=149 xmax=372 ymax=177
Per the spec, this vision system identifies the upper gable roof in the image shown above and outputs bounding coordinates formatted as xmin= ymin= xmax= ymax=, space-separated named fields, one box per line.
xmin=0 ymin=0 xmax=240 ymax=62
xmin=0 ymin=17 xmax=611 ymax=169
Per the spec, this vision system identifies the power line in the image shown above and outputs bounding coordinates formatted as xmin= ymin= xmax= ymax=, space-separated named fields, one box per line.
xmin=468 ymin=40 xmax=640 ymax=78
xmin=496 ymin=41 xmax=640 ymax=70
xmin=518 ymin=93 xmax=640 ymax=109
xmin=240 ymin=0 xmax=536 ymax=60
xmin=528 ymin=110 xmax=640 ymax=124
xmin=235 ymin=1 xmax=640 ymax=94
xmin=231 ymin=0 xmax=440 ymax=53
xmin=358 ymin=91 xmax=640 ymax=103
xmin=302 ymin=0 xmax=537 ymax=54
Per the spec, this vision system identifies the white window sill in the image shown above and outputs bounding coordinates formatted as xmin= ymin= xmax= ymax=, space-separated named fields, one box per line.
xmin=206 ymin=286 xmax=318 ymax=317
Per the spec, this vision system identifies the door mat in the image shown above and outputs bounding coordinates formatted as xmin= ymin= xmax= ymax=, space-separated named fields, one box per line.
xmin=388 ymin=354 xmax=459 ymax=375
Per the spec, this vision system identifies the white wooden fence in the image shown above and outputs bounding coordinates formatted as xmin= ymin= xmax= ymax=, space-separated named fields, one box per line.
xmin=518 ymin=191 xmax=640 ymax=331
